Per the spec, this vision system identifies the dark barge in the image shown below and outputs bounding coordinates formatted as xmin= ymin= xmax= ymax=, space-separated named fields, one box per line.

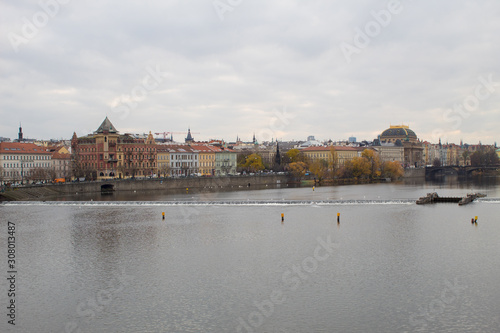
xmin=416 ymin=192 xmax=486 ymax=205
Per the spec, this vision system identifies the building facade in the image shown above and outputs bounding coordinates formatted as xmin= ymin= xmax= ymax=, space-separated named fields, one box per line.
xmin=157 ymin=145 xmax=171 ymax=177
xmin=71 ymin=117 xmax=157 ymax=179
xmin=302 ymin=146 xmax=363 ymax=166
xmin=51 ymin=152 xmax=71 ymax=180
xmin=379 ymin=125 xmax=424 ymax=167
xmin=215 ymin=148 xmax=237 ymax=176
xmin=0 ymin=142 xmax=52 ymax=184
xmin=167 ymin=145 xmax=199 ymax=177
xmin=192 ymin=145 xmax=218 ymax=176
xmin=373 ymin=143 xmax=404 ymax=164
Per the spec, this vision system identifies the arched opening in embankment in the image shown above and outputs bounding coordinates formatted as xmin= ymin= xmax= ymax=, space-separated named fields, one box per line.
xmin=101 ymin=184 xmax=115 ymax=194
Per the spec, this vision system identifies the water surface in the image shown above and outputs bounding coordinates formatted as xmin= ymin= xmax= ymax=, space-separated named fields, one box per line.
xmin=1 ymin=180 xmax=499 ymax=332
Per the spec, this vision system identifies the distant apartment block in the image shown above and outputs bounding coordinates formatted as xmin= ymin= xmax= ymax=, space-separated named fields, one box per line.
xmin=0 ymin=142 xmax=51 ymax=184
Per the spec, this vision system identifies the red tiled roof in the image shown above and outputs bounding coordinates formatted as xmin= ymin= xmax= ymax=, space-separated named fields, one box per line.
xmin=162 ymin=145 xmax=199 ymax=153
xmin=0 ymin=142 xmax=51 ymax=154
xmin=51 ymin=152 xmax=71 ymax=159
xmin=190 ymin=145 xmax=221 ymax=153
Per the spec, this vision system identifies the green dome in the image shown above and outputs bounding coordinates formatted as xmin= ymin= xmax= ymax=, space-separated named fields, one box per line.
xmin=381 ymin=126 xmax=417 ymax=141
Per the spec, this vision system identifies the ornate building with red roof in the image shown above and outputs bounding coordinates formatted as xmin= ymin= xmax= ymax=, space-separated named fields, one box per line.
xmin=71 ymin=117 xmax=157 ymax=180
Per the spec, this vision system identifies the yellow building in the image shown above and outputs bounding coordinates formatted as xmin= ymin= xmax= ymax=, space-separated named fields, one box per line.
xmin=302 ymin=146 xmax=363 ymax=165
xmin=445 ymin=144 xmax=461 ymax=166
xmin=192 ymin=145 xmax=218 ymax=176
xmin=157 ymin=146 xmax=171 ymax=177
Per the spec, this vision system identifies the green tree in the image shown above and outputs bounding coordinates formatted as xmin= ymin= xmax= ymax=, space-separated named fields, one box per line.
xmin=237 ymin=153 xmax=247 ymax=167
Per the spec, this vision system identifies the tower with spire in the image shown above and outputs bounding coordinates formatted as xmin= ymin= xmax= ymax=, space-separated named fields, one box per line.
xmin=185 ymin=128 xmax=194 ymax=144
xmin=18 ymin=123 xmax=23 ymax=142
xmin=274 ymin=142 xmax=281 ymax=169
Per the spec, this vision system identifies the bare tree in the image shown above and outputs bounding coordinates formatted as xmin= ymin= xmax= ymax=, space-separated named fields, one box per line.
xmin=31 ymin=167 xmax=48 ymax=182
xmin=159 ymin=164 xmax=170 ymax=178
xmin=47 ymin=168 xmax=57 ymax=181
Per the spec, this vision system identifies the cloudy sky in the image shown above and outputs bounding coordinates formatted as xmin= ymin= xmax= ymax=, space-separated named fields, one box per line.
xmin=1 ymin=0 xmax=499 ymax=144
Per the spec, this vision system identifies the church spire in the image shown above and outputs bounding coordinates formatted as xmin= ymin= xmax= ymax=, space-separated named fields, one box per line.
xmin=274 ymin=142 xmax=281 ymax=167
xmin=18 ymin=122 xmax=23 ymax=142
xmin=185 ymin=128 xmax=194 ymax=143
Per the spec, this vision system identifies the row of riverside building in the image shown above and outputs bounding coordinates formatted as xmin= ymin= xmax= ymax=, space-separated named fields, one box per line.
xmin=1 ymin=119 xmax=499 ymax=184
xmin=0 ymin=123 xmax=72 ymax=184
xmin=70 ymin=117 xmax=237 ymax=180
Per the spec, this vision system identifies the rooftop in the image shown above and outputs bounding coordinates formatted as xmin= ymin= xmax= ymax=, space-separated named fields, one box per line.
xmin=0 ymin=142 xmax=51 ymax=154
xmin=95 ymin=117 xmax=118 ymax=134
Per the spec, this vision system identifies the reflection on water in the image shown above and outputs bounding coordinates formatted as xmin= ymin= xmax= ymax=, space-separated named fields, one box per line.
xmin=51 ymin=176 xmax=500 ymax=203
xmin=1 ymin=180 xmax=499 ymax=332
xmin=404 ymin=174 xmax=499 ymax=186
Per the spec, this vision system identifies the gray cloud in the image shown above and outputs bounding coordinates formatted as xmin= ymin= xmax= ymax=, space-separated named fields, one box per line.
xmin=0 ymin=0 xmax=499 ymax=144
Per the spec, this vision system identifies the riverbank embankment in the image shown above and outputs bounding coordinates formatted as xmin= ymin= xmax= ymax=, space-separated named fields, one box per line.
xmin=0 ymin=174 xmax=290 ymax=201
xmin=0 ymin=168 xmax=427 ymax=201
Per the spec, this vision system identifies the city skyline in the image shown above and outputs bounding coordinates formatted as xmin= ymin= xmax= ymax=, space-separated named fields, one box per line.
xmin=2 ymin=118 xmax=497 ymax=148
xmin=2 ymin=1 xmax=500 ymax=144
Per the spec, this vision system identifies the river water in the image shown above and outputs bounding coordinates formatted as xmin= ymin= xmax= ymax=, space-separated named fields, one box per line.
xmin=1 ymin=177 xmax=500 ymax=332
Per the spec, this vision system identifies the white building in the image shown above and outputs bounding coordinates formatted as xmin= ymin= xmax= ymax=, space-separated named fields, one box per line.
xmin=167 ymin=145 xmax=199 ymax=177
xmin=0 ymin=142 xmax=52 ymax=184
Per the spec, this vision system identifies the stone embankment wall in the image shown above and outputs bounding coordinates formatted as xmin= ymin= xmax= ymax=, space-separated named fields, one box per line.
xmin=403 ymin=168 xmax=425 ymax=178
xmin=1 ymin=175 xmax=289 ymax=200
xmin=58 ymin=175 xmax=288 ymax=194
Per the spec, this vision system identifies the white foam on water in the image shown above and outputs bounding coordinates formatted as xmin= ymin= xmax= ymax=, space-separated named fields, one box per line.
xmin=2 ymin=199 xmax=417 ymax=207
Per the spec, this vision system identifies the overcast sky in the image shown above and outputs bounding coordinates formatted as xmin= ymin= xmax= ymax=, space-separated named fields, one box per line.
xmin=1 ymin=0 xmax=499 ymax=145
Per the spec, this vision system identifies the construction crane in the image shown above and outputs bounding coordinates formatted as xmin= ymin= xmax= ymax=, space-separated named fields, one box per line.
xmin=154 ymin=131 xmax=200 ymax=140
